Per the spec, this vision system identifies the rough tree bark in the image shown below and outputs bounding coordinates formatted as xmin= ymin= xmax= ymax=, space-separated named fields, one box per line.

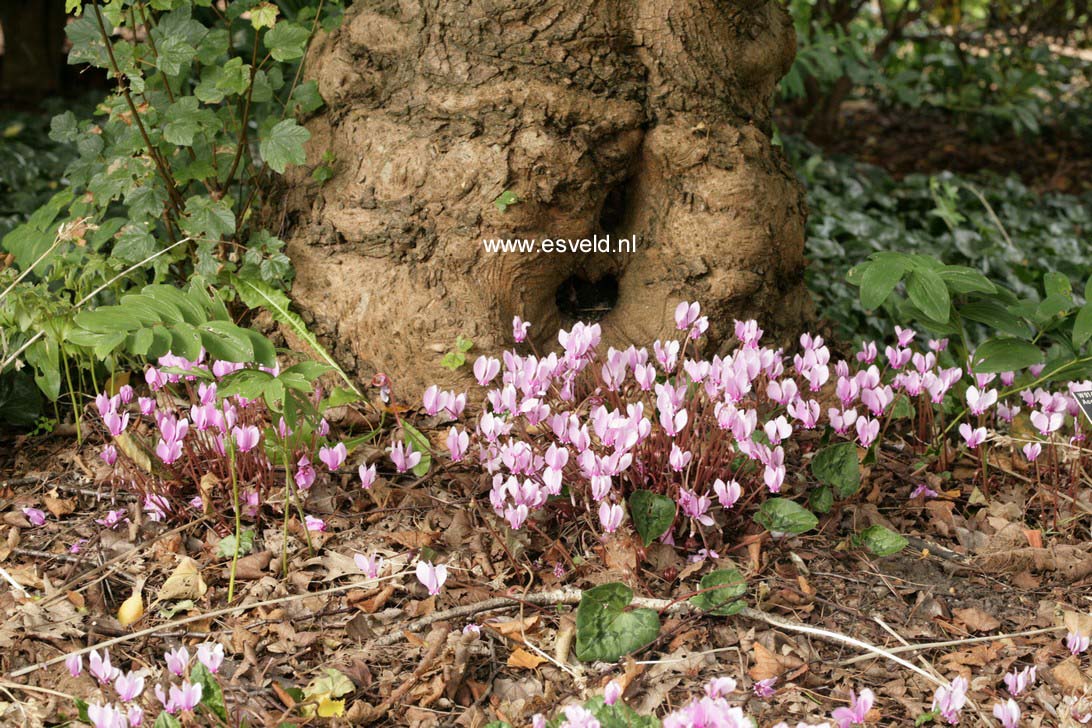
xmin=281 ymin=0 xmax=809 ymax=399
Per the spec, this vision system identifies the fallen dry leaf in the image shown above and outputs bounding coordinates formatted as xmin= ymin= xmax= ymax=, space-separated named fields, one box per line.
xmin=157 ymin=557 xmax=208 ymax=601
xmin=506 ymin=647 xmax=546 ymax=669
xmin=748 ymin=640 xmax=803 ymax=681
xmin=953 ymin=607 xmax=1001 ymax=633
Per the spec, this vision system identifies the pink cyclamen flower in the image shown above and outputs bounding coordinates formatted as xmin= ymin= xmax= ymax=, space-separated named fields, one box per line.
xmin=100 ymin=444 xmax=118 ymax=466
xmin=668 ymin=443 xmax=692 ymax=471
xmin=473 ymin=356 xmax=501 ymax=385
xmin=713 ymin=479 xmax=741 ymax=509
xmin=22 ymin=507 xmax=46 ymax=526
xmin=705 ymin=677 xmax=737 ymax=699
xmin=164 ymin=646 xmax=189 ymax=676
xmin=294 ymin=455 xmax=316 ymax=490
xmin=560 ymin=705 xmax=600 ymax=728
xmin=753 ymin=677 xmax=777 ymax=698
xmin=304 ymin=515 xmax=326 ymax=532
xmin=103 ymin=410 xmax=130 ymax=437
xmin=832 ymin=688 xmax=874 ymax=728
xmin=167 ymin=681 xmax=203 ymax=713
xmin=446 ymin=427 xmax=469 ymax=462
xmin=114 ymin=670 xmax=144 ymax=701
xmin=604 ymin=680 xmax=623 ymax=706
xmin=358 ymin=462 xmax=377 ymax=489
xmin=128 ymin=704 xmax=143 ymax=727
xmin=1030 ymin=409 xmax=1065 ymax=435
xmin=599 ymin=502 xmax=624 ymax=533
xmin=390 ymin=440 xmax=422 ymax=473
xmin=89 ymin=649 xmax=121 ymax=684
xmin=513 ymin=316 xmax=530 ymax=343
xmin=855 ymin=416 xmax=880 ymax=448
xmin=355 ymin=552 xmax=384 ymax=579
xmin=910 ymin=483 xmax=938 ymax=499
xmin=675 ymin=301 xmax=701 ymax=330
xmin=96 ymin=509 xmax=127 ymax=529
xmin=196 ymin=642 xmax=224 ymax=673
xmin=87 ymin=703 xmax=127 ymax=728
xmin=318 ymin=442 xmax=347 ymax=471
xmin=66 ymin=653 xmax=83 ymax=677
xmin=1022 ymin=442 xmax=1042 ymax=462
xmin=959 ymin=422 xmax=987 ymax=449
xmin=1066 ymin=632 xmax=1090 ymax=655
xmin=1004 ymin=665 xmax=1035 ymax=697
xmin=231 ymin=425 xmax=260 ymax=452
xmin=932 ymin=676 xmax=968 ymax=724
xmin=415 ymin=560 xmax=448 ymax=596
xmin=993 ymin=699 xmax=1020 ymax=728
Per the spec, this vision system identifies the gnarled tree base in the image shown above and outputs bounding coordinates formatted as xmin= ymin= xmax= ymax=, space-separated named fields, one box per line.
xmin=282 ymin=0 xmax=810 ymax=399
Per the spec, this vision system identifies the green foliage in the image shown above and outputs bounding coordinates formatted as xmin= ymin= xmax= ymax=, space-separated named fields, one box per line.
xmin=440 ymin=335 xmax=474 ymax=371
xmin=628 ymin=490 xmax=676 ymax=546
xmin=574 ymin=583 xmax=661 ymax=662
xmin=401 ymin=422 xmax=432 ymax=477
xmin=848 ymin=248 xmax=1092 ymax=383
xmin=753 ymin=498 xmax=818 ymax=536
xmin=784 ymin=0 xmax=1092 ymax=138
xmin=856 ymin=524 xmax=909 ymax=557
xmin=688 ymin=569 xmax=747 ymax=616
xmin=811 ymin=441 xmax=861 ymax=498
xmin=190 ymin=662 xmax=228 ymax=722
xmin=791 ymin=137 xmax=1092 ymax=347
xmin=0 ymin=0 xmax=344 ymax=424
xmin=542 ymin=697 xmax=661 ymax=728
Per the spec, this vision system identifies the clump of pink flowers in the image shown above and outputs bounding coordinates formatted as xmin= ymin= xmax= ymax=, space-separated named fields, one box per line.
xmin=424 ymin=304 xmax=1084 ymax=554
xmin=93 ymin=350 xmax=359 ymax=534
xmin=66 ymin=642 xmax=224 ymax=727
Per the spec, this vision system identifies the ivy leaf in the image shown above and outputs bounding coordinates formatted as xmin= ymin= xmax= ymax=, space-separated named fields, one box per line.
xmin=574 ymin=583 xmax=661 ymax=662
xmin=259 ymin=119 xmax=310 ymax=174
xmin=628 ymin=490 xmax=676 ymax=546
xmin=857 ymin=525 xmax=909 ymax=557
xmin=810 ymin=441 xmax=860 ymax=498
xmin=689 ymin=569 xmax=747 ymax=616
xmin=753 ymin=498 xmax=818 ymax=536
xmin=264 ymin=21 xmax=311 ymax=61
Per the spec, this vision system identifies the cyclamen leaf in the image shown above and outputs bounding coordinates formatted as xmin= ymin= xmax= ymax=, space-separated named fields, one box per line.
xmin=810 ymin=441 xmax=860 ymax=498
xmin=574 ymin=583 xmax=661 ymax=662
xmin=628 ymin=490 xmax=676 ymax=546
xmin=189 ymin=662 xmax=228 ymax=721
xmin=858 ymin=525 xmax=908 ymax=557
xmin=753 ymin=498 xmax=817 ymax=536
xmin=689 ymin=569 xmax=747 ymax=615
xmin=259 ymin=119 xmax=311 ymax=174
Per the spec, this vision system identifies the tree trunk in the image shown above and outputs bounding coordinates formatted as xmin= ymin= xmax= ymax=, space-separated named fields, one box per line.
xmin=281 ymin=0 xmax=809 ymax=399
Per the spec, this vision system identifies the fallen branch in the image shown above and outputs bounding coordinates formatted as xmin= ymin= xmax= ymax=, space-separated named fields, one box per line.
xmin=369 ymin=588 xmax=946 ymax=687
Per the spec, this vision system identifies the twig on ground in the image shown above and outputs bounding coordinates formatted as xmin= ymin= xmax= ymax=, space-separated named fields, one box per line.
xmin=360 ymin=621 xmax=449 ymax=723
xmin=369 ymin=588 xmax=948 ymax=689
xmin=838 ymin=625 xmax=1065 ymax=666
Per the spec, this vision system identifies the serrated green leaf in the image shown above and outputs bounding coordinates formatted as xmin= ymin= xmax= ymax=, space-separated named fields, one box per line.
xmin=264 ymin=21 xmax=310 ymax=61
xmin=259 ymin=119 xmax=310 ymax=174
